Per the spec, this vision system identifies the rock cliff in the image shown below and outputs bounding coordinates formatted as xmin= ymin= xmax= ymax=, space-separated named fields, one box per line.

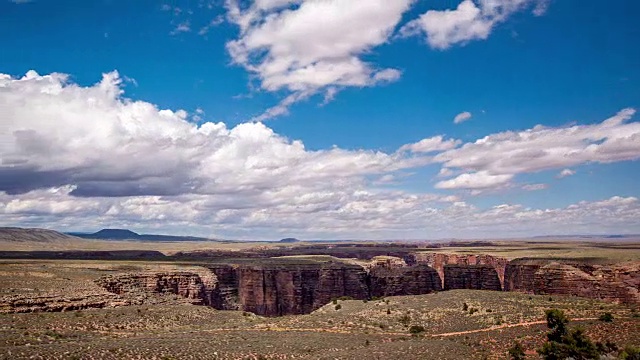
xmin=443 ymin=265 xmax=502 ymax=291
xmin=96 ymin=271 xmax=217 ymax=305
xmin=408 ymin=253 xmax=508 ymax=289
xmin=94 ymin=255 xmax=640 ymax=316
xmin=504 ymin=259 xmax=640 ymax=305
xmin=234 ymin=263 xmax=369 ymax=316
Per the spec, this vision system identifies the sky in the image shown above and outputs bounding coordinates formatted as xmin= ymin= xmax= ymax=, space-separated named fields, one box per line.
xmin=0 ymin=0 xmax=639 ymax=240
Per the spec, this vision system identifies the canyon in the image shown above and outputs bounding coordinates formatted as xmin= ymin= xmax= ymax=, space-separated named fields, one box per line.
xmin=93 ymin=253 xmax=640 ymax=316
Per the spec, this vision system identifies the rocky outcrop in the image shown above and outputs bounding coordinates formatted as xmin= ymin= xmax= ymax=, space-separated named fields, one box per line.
xmin=94 ymin=256 xmax=640 ymax=316
xmin=208 ymin=265 xmax=241 ymax=310
xmin=533 ymin=262 xmax=640 ymax=304
xmin=96 ymin=271 xmax=217 ymax=305
xmin=0 ymin=293 xmax=126 ymax=313
xmin=443 ymin=265 xmax=502 ymax=291
xmin=369 ymin=264 xmax=442 ymax=297
xmin=503 ymin=259 xmax=545 ymax=292
xmin=504 ymin=259 xmax=640 ymax=305
xmin=235 ymin=263 xmax=369 ymax=316
xmin=408 ymin=253 xmax=508 ymax=289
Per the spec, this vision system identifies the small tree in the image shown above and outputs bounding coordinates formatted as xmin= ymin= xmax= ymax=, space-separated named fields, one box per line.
xmin=545 ymin=309 xmax=569 ymax=342
xmin=598 ymin=312 xmax=614 ymax=322
xmin=538 ymin=309 xmax=601 ymax=360
xmin=508 ymin=341 xmax=526 ymax=360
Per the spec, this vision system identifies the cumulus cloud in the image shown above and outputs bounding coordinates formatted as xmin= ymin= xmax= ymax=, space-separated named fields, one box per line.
xmin=400 ymin=0 xmax=546 ymax=49
xmin=398 ymin=135 xmax=461 ymax=153
xmin=2 ymin=70 xmax=640 ymax=238
xmin=435 ymin=171 xmax=513 ymax=190
xmin=432 ymin=108 xmax=640 ymax=190
xmin=453 ymin=111 xmax=472 ymax=124
xmin=0 ymin=70 xmax=426 ymax=198
xmin=225 ymin=0 xmax=413 ymax=119
xmin=557 ymin=169 xmax=576 ymax=178
xmin=522 ymin=183 xmax=547 ymax=191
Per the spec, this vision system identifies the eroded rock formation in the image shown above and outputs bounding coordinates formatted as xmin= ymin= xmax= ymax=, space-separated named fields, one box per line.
xmin=93 ymin=255 xmax=640 ymax=316
xmin=443 ymin=265 xmax=502 ymax=291
xmin=408 ymin=253 xmax=508 ymax=289
xmin=505 ymin=259 xmax=640 ymax=305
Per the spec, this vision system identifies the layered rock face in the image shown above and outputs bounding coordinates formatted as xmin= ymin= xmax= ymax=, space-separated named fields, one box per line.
xmin=96 ymin=271 xmax=217 ymax=305
xmin=208 ymin=265 xmax=241 ymax=310
xmin=235 ymin=263 xmax=369 ymax=316
xmin=369 ymin=264 xmax=442 ymax=297
xmin=95 ymin=256 xmax=640 ymax=316
xmin=443 ymin=265 xmax=502 ymax=291
xmin=408 ymin=253 xmax=508 ymax=289
xmin=504 ymin=259 xmax=640 ymax=305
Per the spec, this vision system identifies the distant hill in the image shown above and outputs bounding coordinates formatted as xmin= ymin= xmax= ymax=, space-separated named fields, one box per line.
xmin=68 ymin=229 xmax=213 ymax=242
xmin=279 ymin=238 xmax=300 ymax=243
xmin=0 ymin=227 xmax=78 ymax=243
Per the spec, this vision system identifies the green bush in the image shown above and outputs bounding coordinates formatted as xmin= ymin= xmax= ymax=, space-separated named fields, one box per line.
xmin=620 ymin=345 xmax=640 ymax=360
xmin=508 ymin=341 xmax=526 ymax=360
xmin=334 ymin=304 xmax=342 ymax=310
xmin=537 ymin=309 xmax=606 ymax=360
xmin=598 ymin=312 xmax=614 ymax=322
xmin=409 ymin=325 xmax=425 ymax=334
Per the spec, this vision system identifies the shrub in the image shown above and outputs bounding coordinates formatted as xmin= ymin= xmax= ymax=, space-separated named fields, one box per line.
xmin=334 ymin=304 xmax=342 ymax=310
xmin=386 ymin=308 xmax=391 ymax=315
xmin=398 ymin=314 xmax=411 ymax=326
xmin=332 ymin=299 xmax=338 ymax=305
xmin=462 ymin=302 xmax=469 ymax=311
xmin=486 ymin=309 xmax=492 ymax=313
xmin=620 ymin=345 xmax=640 ymax=360
xmin=599 ymin=312 xmax=614 ymax=322
xmin=409 ymin=325 xmax=425 ymax=334
xmin=469 ymin=308 xmax=478 ymax=315
xmin=538 ymin=309 xmax=604 ymax=360
xmin=508 ymin=341 xmax=526 ymax=360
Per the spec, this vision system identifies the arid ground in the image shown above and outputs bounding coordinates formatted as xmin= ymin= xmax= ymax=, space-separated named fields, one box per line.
xmin=1 ymin=230 xmax=639 ymax=359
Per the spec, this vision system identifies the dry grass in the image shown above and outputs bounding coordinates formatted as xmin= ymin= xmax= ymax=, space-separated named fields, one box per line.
xmin=0 ymin=260 xmax=638 ymax=359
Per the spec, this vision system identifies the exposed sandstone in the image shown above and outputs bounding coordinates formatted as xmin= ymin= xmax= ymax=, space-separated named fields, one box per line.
xmin=96 ymin=271 xmax=217 ymax=305
xmin=235 ymin=263 xmax=369 ymax=316
xmin=443 ymin=265 xmax=502 ymax=291
xmin=534 ymin=262 xmax=640 ymax=304
xmin=409 ymin=253 xmax=508 ymax=289
xmin=369 ymin=264 xmax=442 ymax=297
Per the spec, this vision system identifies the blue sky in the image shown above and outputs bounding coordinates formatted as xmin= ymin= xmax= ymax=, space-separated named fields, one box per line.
xmin=1 ymin=0 xmax=639 ymax=239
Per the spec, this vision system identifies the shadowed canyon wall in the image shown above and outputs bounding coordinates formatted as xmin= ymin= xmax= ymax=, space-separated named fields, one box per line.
xmin=95 ymin=254 xmax=639 ymax=316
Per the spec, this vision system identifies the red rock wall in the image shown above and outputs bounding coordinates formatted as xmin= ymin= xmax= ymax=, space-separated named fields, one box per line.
xmin=409 ymin=253 xmax=508 ymax=288
xmin=533 ymin=263 xmax=640 ymax=305
xmin=236 ymin=264 xmax=369 ymax=316
xmin=443 ymin=265 xmax=502 ymax=291
xmin=369 ymin=264 xmax=442 ymax=297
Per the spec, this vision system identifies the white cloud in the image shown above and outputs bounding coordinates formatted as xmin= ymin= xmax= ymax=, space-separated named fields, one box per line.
xmin=454 ymin=111 xmax=472 ymax=124
xmin=2 ymin=70 xmax=640 ymax=238
xmin=0 ymin=70 xmax=427 ymax=199
xmin=432 ymin=108 xmax=640 ymax=189
xmin=225 ymin=0 xmax=413 ymax=119
xmin=435 ymin=171 xmax=513 ymax=189
xmin=557 ymin=169 xmax=575 ymax=178
xmin=401 ymin=0 xmax=546 ymax=49
xmin=171 ymin=21 xmax=191 ymax=34
xmin=399 ymin=135 xmax=461 ymax=153
xmin=522 ymin=183 xmax=547 ymax=191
